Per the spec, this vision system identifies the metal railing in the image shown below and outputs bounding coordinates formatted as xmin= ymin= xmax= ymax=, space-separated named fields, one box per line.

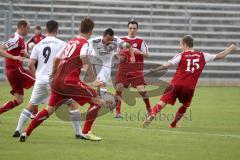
xmin=0 ymin=0 xmax=239 ymax=85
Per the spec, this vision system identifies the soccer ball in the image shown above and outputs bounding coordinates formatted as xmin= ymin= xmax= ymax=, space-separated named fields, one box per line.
xmin=101 ymin=92 xmax=116 ymax=111
xmin=28 ymin=42 xmax=35 ymax=52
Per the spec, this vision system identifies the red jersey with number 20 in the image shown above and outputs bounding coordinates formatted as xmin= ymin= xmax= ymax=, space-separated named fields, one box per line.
xmin=54 ymin=37 xmax=94 ymax=84
xmin=169 ymin=51 xmax=216 ymax=90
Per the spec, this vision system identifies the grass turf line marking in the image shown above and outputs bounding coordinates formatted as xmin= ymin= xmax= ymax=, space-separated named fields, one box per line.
xmin=3 ymin=116 xmax=240 ymax=139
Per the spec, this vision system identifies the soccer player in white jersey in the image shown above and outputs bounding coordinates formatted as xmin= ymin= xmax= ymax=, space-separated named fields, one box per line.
xmin=89 ymin=28 xmax=133 ymax=96
xmin=12 ymin=20 xmax=83 ymax=139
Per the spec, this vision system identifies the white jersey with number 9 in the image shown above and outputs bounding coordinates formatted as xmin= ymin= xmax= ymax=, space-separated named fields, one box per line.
xmin=30 ymin=36 xmax=66 ymax=84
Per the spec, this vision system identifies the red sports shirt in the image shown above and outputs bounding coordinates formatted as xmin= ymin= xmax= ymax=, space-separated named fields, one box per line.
xmin=169 ymin=51 xmax=216 ymax=89
xmin=119 ymin=36 xmax=148 ymax=74
xmin=54 ymin=37 xmax=95 ymax=84
xmin=4 ymin=32 xmax=25 ymax=69
xmin=26 ymin=33 xmax=45 ymax=52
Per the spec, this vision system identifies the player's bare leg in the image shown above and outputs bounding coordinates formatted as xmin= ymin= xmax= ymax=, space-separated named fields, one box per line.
xmin=13 ymin=103 xmax=38 ymax=137
xmin=142 ymin=101 xmax=167 ymax=128
xmin=114 ymin=83 xmax=124 ymax=118
xmin=0 ymin=93 xmax=23 ymax=115
xmin=93 ymin=80 xmax=108 ymax=97
xmin=136 ymin=85 xmax=151 ymax=116
xmin=169 ymin=104 xmax=188 ymax=128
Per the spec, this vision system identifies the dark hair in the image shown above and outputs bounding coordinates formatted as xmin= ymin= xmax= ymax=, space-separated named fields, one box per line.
xmin=46 ymin=20 xmax=58 ymax=33
xmin=17 ymin=20 xmax=28 ymax=29
xmin=80 ymin=17 xmax=94 ymax=34
xmin=181 ymin=35 xmax=194 ymax=48
xmin=35 ymin=26 xmax=42 ymax=30
xmin=128 ymin=20 xmax=138 ymax=29
xmin=103 ymin=28 xmax=114 ymax=36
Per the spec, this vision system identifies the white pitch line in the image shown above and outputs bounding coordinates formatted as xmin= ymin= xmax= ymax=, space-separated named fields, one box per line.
xmin=2 ymin=116 xmax=240 ymax=139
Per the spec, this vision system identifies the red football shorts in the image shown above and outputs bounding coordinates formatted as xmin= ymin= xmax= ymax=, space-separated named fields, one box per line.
xmin=115 ymin=71 xmax=146 ymax=88
xmin=6 ymin=67 xmax=35 ymax=95
xmin=48 ymin=81 xmax=97 ymax=107
xmin=160 ymin=85 xmax=194 ymax=107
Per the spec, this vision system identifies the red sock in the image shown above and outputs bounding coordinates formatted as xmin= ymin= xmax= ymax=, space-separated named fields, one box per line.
xmin=0 ymin=100 xmax=19 ymax=114
xmin=151 ymin=104 xmax=163 ymax=116
xmin=32 ymin=107 xmax=38 ymax=115
xmin=25 ymin=108 xmax=49 ymax=136
xmin=170 ymin=106 xmax=187 ymax=127
xmin=139 ymin=91 xmax=151 ymax=114
xmin=82 ymin=104 xmax=100 ymax=134
xmin=115 ymin=91 xmax=122 ymax=115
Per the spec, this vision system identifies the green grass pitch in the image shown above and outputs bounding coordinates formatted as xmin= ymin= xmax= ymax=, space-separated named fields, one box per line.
xmin=0 ymin=82 xmax=240 ymax=160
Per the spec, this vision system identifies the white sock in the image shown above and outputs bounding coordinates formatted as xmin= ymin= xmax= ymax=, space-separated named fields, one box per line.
xmin=70 ymin=109 xmax=82 ymax=135
xmin=100 ymin=88 xmax=107 ymax=96
xmin=16 ymin=108 xmax=32 ymax=132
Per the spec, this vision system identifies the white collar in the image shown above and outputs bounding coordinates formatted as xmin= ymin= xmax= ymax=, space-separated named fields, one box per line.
xmin=15 ymin=32 xmax=22 ymax=38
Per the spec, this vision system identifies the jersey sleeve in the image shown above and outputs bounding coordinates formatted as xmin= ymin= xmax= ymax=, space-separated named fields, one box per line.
xmin=88 ymin=38 xmax=94 ymax=45
xmin=4 ymin=34 xmax=20 ymax=51
xmin=168 ymin=53 xmax=182 ymax=65
xmin=116 ymin=37 xmax=124 ymax=46
xmin=55 ymin=42 xmax=66 ymax=59
xmin=30 ymin=45 xmax=38 ymax=59
xmin=203 ymin=52 xmax=216 ymax=63
xmin=80 ymin=43 xmax=95 ymax=58
xmin=140 ymin=40 xmax=149 ymax=53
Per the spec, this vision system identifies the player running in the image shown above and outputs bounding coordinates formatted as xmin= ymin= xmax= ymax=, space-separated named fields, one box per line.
xmin=142 ymin=35 xmax=237 ymax=128
xmin=12 ymin=20 xmax=83 ymax=139
xmin=19 ymin=17 xmax=111 ymax=142
xmin=0 ymin=20 xmax=35 ymax=115
xmin=89 ymin=28 xmax=132 ymax=96
xmin=115 ymin=20 xmax=151 ymax=118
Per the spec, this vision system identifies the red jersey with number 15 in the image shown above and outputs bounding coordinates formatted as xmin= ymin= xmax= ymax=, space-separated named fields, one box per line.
xmin=169 ymin=51 xmax=216 ymax=90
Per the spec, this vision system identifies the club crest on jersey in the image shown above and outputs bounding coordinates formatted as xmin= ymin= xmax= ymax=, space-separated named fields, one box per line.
xmin=133 ymin=43 xmax=138 ymax=48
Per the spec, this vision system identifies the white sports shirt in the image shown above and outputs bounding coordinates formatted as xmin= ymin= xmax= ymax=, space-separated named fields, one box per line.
xmin=88 ymin=36 xmax=124 ymax=68
xmin=30 ymin=36 xmax=66 ymax=84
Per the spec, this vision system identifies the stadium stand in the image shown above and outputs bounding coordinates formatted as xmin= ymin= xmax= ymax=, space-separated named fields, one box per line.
xmin=0 ymin=0 xmax=239 ymax=85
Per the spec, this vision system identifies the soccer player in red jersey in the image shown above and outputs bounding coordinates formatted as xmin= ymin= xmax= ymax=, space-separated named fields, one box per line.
xmin=115 ymin=20 xmax=151 ymax=118
xmin=142 ymin=35 xmax=237 ymax=128
xmin=0 ymin=20 xmax=35 ymax=115
xmin=26 ymin=26 xmax=45 ymax=53
xmin=20 ymin=17 xmax=110 ymax=142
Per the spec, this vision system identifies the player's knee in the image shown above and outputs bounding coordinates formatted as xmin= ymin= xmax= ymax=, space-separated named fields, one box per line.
xmin=26 ymin=103 xmax=36 ymax=112
xmin=69 ymin=104 xmax=78 ymax=110
xmin=136 ymin=85 xmax=145 ymax=92
xmin=16 ymin=98 xmax=23 ymax=104
xmin=115 ymin=83 xmax=123 ymax=91
xmin=45 ymin=106 xmax=55 ymax=115
xmin=158 ymin=101 xmax=166 ymax=107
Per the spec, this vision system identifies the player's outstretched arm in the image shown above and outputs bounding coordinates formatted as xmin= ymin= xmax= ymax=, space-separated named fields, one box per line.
xmin=50 ymin=57 xmax=61 ymax=79
xmin=130 ymin=48 xmax=149 ymax=58
xmin=0 ymin=45 xmax=23 ymax=61
xmin=144 ymin=62 xmax=171 ymax=76
xmin=22 ymin=51 xmax=30 ymax=59
xmin=28 ymin=59 xmax=37 ymax=77
xmin=81 ymin=56 xmax=96 ymax=83
xmin=214 ymin=44 xmax=237 ymax=60
xmin=151 ymin=62 xmax=172 ymax=72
